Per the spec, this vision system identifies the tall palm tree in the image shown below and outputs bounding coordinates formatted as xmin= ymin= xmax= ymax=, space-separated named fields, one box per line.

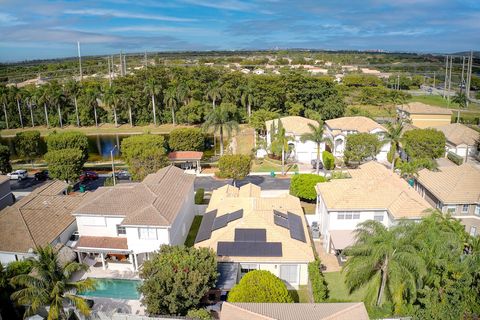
xmin=85 ymin=88 xmax=99 ymax=127
xmin=13 ymin=87 xmax=24 ymax=128
xmin=36 ymin=86 xmax=50 ymax=128
xmin=206 ymin=83 xmax=222 ymax=110
xmin=10 ymin=245 xmax=96 ymax=319
xmin=301 ymin=121 xmax=331 ymax=175
xmin=343 ymin=220 xmax=426 ymax=311
xmin=240 ymin=85 xmax=255 ymax=118
xmin=144 ymin=78 xmax=161 ymax=126
xmin=47 ymin=82 xmax=65 ymax=128
xmin=164 ymin=87 xmax=178 ymax=126
xmin=176 ymin=82 xmax=191 ymax=106
xmin=452 ymin=92 xmax=467 ymax=123
xmin=384 ymin=121 xmax=404 ymax=171
xmin=271 ymin=119 xmax=294 ymax=175
xmin=203 ymin=104 xmax=239 ymax=156
xmin=102 ymin=85 xmax=119 ymax=127
xmin=64 ymin=80 xmax=81 ymax=127
xmin=122 ymin=91 xmax=135 ymax=127
xmin=0 ymin=86 xmax=9 ymax=129
xmin=24 ymin=86 xmax=36 ymax=127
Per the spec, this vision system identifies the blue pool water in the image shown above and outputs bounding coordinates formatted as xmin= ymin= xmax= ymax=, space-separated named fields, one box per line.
xmin=81 ymin=278 xmax=141 ymax=300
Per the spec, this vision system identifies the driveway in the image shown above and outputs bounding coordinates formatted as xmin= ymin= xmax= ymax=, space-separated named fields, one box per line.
xmin=194 ymin=176 xmax=291 ymax=191
xmin=9 ymin=177 xmax=46 ymax=191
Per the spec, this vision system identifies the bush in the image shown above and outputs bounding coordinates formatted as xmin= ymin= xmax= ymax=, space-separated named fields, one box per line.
xmin=0 ymin=144 xmax=12 ymax=174
xmin=168 ymin=128 xmax=205 ymax=151
xmin=227 ymin=270 xmax=293 ymax=303
xmin=15 ymin=130 xmax=41 ymax=161
xmin=402 ymin=129 xmax=446 ymax=160
xmin=186 ymin=308 xmax=212 ymax=320
xmin=322 ymin=151 xmax=335 ymax=170
xmin=447 ymin=152 xmax=463 ymax=165
xmin=217 ymin=155 xmax=251 ymax=182
xmin=195 ymin=188 xmax=204 ymax=205
xmin=45 ymin=148 xmax=84 ymax=183
xmin=344 ymin=133 xmax=381 ymax=166
xmin=46 ymin=131 xmax=89 ymax=162
xmin=290 ymin=174 xmax=326 ymax=202
xmin=308 ymin=260 xmax=329 ymax=302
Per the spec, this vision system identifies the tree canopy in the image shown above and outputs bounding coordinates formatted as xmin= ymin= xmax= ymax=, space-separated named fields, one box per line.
xmin=402 ymin=128 xmax=446 ymax=160
xmin=344 ymin=133 xmax=382 ymax=166
xmin=46 ymin=131 xmax=89 ymax=162
xmin=290 ymin=174 xmax=326 ymax=201
xmin=217 ymin=154 xmax=251 ymax=184
xmin=0 ymin=144 xmax=12 ymax=174
xmin=168 ymin=127 xmax=205 ymax=151
xmin=138 ymin=245 xmax=218 ymax=316
xmin=14 ymin=130 xmax=41 ymax=162
xmin=45 ymin=148 xmax=84 ymax=183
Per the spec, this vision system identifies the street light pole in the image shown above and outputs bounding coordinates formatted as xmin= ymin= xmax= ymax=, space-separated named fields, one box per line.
xmin=110 ymin=145 xmax=118 ymax=186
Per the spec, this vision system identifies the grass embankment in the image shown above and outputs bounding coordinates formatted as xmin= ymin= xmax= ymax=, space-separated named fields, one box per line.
xmin=251 ymin=157 xmax=297 ymax=173
xmin=324 ymin=271 xmax=366 ymax=302
xmin=289 ymin=285 xmax=311 ymax=303
xmin=184 ymin=216 xmax=203 ymax=247
xmin=0 ymin=123 xmax=192 ymax=137
xmin=409 ymin=94 xmax=480 ymax=110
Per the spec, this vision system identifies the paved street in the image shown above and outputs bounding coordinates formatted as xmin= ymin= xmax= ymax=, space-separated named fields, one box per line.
xmin=194 ymin=176 xmax=291 ymax=191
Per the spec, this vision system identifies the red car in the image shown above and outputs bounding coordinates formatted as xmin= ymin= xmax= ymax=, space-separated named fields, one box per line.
xmin=79 ymin=171 xmax=98 ymax=182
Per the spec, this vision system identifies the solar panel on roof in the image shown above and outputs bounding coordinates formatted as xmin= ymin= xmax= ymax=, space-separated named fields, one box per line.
xmin=273 ymin=210 xmax=288 ymax=219
xmin=274 ymin=214 xmax=289 ymax=229
xmin=212 ymin=214 xmax=230 ymax=231
xmin=194 ymin=210 xmax=217 ymax=243
xmin=217 ymin=241 xmax=282 ymax=257
xmin=228 ymin=209 xmax=243 ymax=222
xmin=234 ymin=228 xmax=267 ymax=242
xmin=288 ymin=212 xmax=307 ymax=243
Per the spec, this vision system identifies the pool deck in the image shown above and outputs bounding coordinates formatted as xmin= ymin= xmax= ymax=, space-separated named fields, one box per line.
xmin=71 ymin=264 xmax=140 ymax=282
xmin=91 ymin=297 xmax=145 ymax=316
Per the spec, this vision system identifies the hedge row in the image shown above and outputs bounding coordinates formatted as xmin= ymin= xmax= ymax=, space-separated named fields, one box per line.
xmin=195 ymin=188 xmax=205 ymax=205
xmin=308 ymin=260 xmax=329 ymax=302
xmin=447 ymin=152 xmax=463 ymax=166
xmin=290 ymin=174 xmax=326 ymax=202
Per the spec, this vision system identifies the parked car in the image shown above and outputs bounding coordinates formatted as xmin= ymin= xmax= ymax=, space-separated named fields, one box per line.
xmin=79 ymin=171 xmax=98 ymax=182
xmin=7 ymin=170 xmax=28 ymax=180
xmin=115 ymin=170 xmax=131 ymax=179
xmin=34 ymin=170 xmax=49 ymax=181
xmin=310 ymin=159 xmax=324 ymax=170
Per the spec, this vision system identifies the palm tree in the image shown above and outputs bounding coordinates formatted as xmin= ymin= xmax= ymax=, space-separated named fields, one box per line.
xmin=85 ymin=88 xmax=99 ymax=127
xmin=176 ymin=82 xmax=191 ymax=106
xmin=144 ymin=78 xmax=161 ymax=126
xmin=102 ymin=85 xmax=119 ymax=127
xmin=300 ymin=121 xmax=331 ymax=175
xmin=203 ymin=104 xmax=239 ymax=156
xmin=240 ymin=85 xmax=255 ymax=118
xmin=64 ymin=80 xmax=81 ymax=127
xmin=122 ymin=91 xmax=135 ymax=127
xmin=36 ymin=86 xmax=50 ymax=128
xmin=164 ymin=87 xmax=178 ymax=126
xmin=0 ymin=86 xmax=9 ymax=129
xmin=343 ymin=220 xmax=426 ymax=311
xmin=24 ymin=86 xmax=36 ymax=127
xmin=10 ymin=245 xmax=96 ymax=319
xmin=13 ymin=87 xmax=24 ymax=128
xmin=452 ymin=92 xmax=467 ymax=123
xmin=384 ymin=121 xmax=404 ymax=171
xmin=206 ymin=83 xmax=222 ymax=110
xmin=47 ymin=82 xmax=65 ymax=128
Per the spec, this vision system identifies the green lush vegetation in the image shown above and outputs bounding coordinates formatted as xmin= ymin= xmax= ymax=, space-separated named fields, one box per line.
xmin=447 ymin=151 xmax=463 ymax=165
xmin=168 ymin=127 xmax=205 ymax=151
xmin=185 ymin=216 xmax=203 ymax=247
xmin=194 ymin=188 xmax=205 ymax=205
xmin=324 ymin=271 xmax=368 ymax=302
xmin=308 ymin=260 xmax=329 ymax=302
xmin=290 ymin=174 xmax=326 ymax=201
xmin=228 ymin=270 xmax=293 ymax=303
xmin=289 ymin=285 xmax=311 ymax=303
xmin=322 ymin=151 xmax=335 ymax=170
xmin=217 ymin=154 xmax=251 ymax=183
xmin=344 ymin=133 xmax=381 ymax=166
xmin=0 ymin=144 xmax=12 ymax=174
xmin=139 ymin=245 xmax=217 ymax=316
xmin=402 ymin=128 xmax=446 ymax=160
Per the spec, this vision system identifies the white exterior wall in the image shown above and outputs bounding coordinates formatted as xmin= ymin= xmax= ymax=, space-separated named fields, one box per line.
xmin=258 ymin=262 xmax=308 ymax=289
xmin=169 ymin=184 xmax=196 ymax=245
xmin=57 ymin=222 xmax=77 ymax=244
xmin=76 ymin=216 xmax=125 ymax=237
xmin=0 ymin=252 xmax=18 ymax=265
xmin=266 ymin=129 xmax=325 ymax=164
xmin=125 ymin=227 xmax=170 ymax=254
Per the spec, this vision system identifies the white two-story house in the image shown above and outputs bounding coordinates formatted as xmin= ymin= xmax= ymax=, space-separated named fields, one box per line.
xmin=324 ymin=116 xmax=390 ymax=162
xmin=264 ymin=116 xmax=322 ymax=163
xmin=73 ymin=165 xmax=195 ymax=271
xmin=313 ymin=161 xmax=432 ymax=253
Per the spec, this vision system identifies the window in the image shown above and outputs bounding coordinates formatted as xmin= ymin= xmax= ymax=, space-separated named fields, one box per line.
xmin=139 ymin=228 xmax=157 ymax=240
xmin=462 ymin=205 xmax=469 ymax=213
xmin=345 ymin=212 xmax=353 ymax=219
xmin=470 ymin=226 xmax=477 ymax=237
xmin=476 ymin=205 xmax=480 ymax=216
xmin=374 ymin=214 xmax=384 ymax=222
xmin=280 ymin=265 xmax=298 ymax=284
xmin=240 ymin=263 xmax=258 ymax=277
xmin=116 ymin=225 xmax=126 ymax=236
xmin=353 ymin=213 xmax=360 ymax=219
xmin=337 ymin=212 xmax=345 ymax=219
xmin=447 ymin=206 xmax=456 ymax=214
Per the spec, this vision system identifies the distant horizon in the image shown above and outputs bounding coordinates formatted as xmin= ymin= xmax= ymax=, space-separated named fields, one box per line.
xmin=1 ymin=0 xmax=479 ymax=62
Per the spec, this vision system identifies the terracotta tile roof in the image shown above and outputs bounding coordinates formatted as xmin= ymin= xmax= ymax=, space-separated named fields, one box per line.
xmin=74 ymin=165 xmax=195 ymax=227
xmin=76 ymin=236 xmax=128 ymax=250
xmin=265 ymin=116 xmax=319 ymax=135
xmin=397 ymin=102 xmax=452 ymax=115
xmin=432 ymin=123 xmax=479 ymax=146
xmin=221 ymin=302 xmax=369 ymax=320
xmin=416 ymin=163 xmax=480 ymax=204
xmin=325 ymin=116 xmax=385 ymax=134
xmin=195 ymin=185 xmax=315 ymax=263
xmin=316 ymin=161 xmax=432 ymax=219
xmin=238 ymin=183 xmax=261 ymax=198
xmin=168 ymin=151 xmax=203 ymax=160
xmin=0 ymin=181 xmax=86 ymax=254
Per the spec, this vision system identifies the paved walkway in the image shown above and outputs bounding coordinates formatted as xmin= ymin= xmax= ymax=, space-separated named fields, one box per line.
xmin=313 ymin=240 xmax=341 ymax=273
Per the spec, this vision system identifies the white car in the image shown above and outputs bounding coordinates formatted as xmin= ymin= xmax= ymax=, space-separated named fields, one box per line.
xmin=7 ymin=170 xmax=28 ymax=180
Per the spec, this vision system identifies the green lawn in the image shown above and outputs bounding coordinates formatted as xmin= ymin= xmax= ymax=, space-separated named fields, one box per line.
xmin=289 ymin=285 xmax=311 ymax=303
xmin=324 ymin=271 xmax=366 ymax=302
xmin=184 ymin=216 xmax=203 ymax=247
xmin=409 ymin=94 xmax=480 ymax=110
xmin=347 ymin=104 xmax=395 ymax=117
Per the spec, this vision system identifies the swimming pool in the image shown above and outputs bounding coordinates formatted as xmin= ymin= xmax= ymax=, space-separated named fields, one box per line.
xmin=80 ymin=278 xmax=141 ymax=300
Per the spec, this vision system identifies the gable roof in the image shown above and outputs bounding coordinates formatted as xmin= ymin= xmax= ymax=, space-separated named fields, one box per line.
xmin=74 ymin=165 xmax=195 ymax=226
xmin=397 ymin=102 xmax=452 ymax=115
xmin=265 ymin=116 xmax=319 ymax=135
xmin=433 ymin=123 xmax=479 ymax=146
xmin=195 ymin=185 xmax=314 ymax=263
xmin=316 ymin=161 xmax=432 ymax=219
xmin=168 ymin=151 xmax=203 ymax=161
xmin=416 ymin=163 xmax=480 ymax=204
xmin=325 ymin=116 xmax=385 ymax=134
xmin=0 ymin=181 xmax=86 ymax=254
xmin=221 ymin=302 xmax=369 ymax=320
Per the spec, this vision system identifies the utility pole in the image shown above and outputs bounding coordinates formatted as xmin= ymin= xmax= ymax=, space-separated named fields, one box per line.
xmin=447 ymin=56 xmax=453 ymax=105
xmin=77 ymin=41 xmax=83 ymax=81
xmin=433 ymin=71 xmax=436 ymax=88
xmin=443 ymin=55 xmax=448 ymax=99
xmin=461 ymin=56 xmax=465 ymax=93
xmin=119 ymin=51 xmax=123 ymax=76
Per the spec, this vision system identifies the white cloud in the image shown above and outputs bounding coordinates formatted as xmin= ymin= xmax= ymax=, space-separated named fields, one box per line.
xmin=0 ymin=12 xmax=24 ymax=26
xmin=64 ymin=8 xmax=196 ymax=22
xmin=181 ymin=0 xmax=255 ymax=11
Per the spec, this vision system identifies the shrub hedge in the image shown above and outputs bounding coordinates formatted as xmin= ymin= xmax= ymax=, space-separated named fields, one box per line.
xmin=195 ymin=188 xmax=205 ymax=205
xmin=447 ymin=152 xmax=463 ymax=165
xmin=290 ymin=174 xmax=326 ymax=201
xmin=322 ymin=151 xmax=335 ymax=170
xmin=308 ymin=260 xmax=329 ymax=302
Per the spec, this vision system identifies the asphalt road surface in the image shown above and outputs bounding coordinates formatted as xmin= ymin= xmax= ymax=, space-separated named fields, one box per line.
xmin=194 ymin=176 xmax=291 ymax=191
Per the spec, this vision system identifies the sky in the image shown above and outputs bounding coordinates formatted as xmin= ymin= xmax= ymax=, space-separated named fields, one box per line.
xmin=0 ymin=0 xmax=479 ymax=62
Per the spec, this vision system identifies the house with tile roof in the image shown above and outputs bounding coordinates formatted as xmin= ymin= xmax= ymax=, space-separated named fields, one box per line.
xmin=0 ymin=175 xmax=14 ymax=210
xmin=0 ymin=180 xmax=85 ymax=264
xmin=397 ymin=102 xmax=452 ymax=128
xmin=432 ymin=123 xmax=479 ymax=160
xmin=220 ymin=302 xmax=369 ymax=320
xmin=194 ymin=184 xmax=315 ymax=290
xmin=72 ymin=165 xmax=195 ymax=271
xmin=314 ymin=161 xmax=432 ymax=253
xmin=414 ymin=163 xmax=480 ymax=236
xmin=264 ymin=116 xmax=323 ymax=163
xmin=324 ymin=116 xmax=390 ymax=161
